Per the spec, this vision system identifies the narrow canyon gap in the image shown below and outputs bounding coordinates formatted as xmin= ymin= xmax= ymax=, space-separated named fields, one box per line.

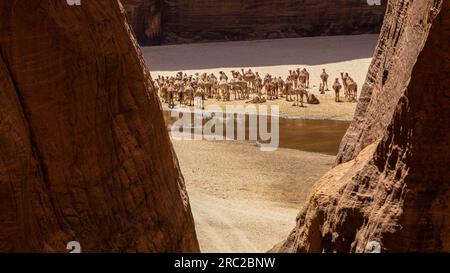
xmin=0 ymin=0 xmax=199 ymax=252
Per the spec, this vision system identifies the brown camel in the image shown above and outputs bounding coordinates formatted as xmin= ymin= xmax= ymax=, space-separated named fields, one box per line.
xmin=293 ymin=83 xmax=308 ymax=107
xmin=346 ymin=76 xmax=358 ymax=102
xmin=320 ymin=69 xmax=329 ymax=91
xmin=302 ymin=68 xmax=310 ymax=88
xmin=341 ymin=72 xmax=349 ymax=98
xmin=332 ymin=78 xmax=342 ymax=102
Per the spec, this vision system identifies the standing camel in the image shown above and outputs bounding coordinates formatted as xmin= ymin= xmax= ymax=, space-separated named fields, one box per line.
xmin=346 ymin=77 xmax=358 ymax=102
xmin=320 ymin=69 xmax=329 ymax=91
xmin=284 ymin=78 xmax=294 ymax=102
xmin=341 ymin=72 xmax=349 ymax=98
xmin=218 ymin=71 xmax=230 ymax=101
xmin=332 ymin=78 xmax=342 ymax=102
xmin=302 ymin=68 xmax=310 ymax=88
xmin=293 ymin=83 xmax=308 ymax=107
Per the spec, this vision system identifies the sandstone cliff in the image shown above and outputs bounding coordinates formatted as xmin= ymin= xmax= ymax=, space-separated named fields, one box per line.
xmin=123 ymin=0 xmax=387 ymax=45
xmin=276 ymin=0 xmax=449 ymax=253
xmin=0 ymin=0 xmax=199 ymax=252
xmin=122 ymin=0 xmax=163 ymax=45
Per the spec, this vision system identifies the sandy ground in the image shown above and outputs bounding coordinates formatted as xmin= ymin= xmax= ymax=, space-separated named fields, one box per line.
xmin=145 ymin=35 xmax=377 ymax=252
xmin=173 ymin=140 xmax=334 ymax=252
xmin=143 ymin=34 xmax=378 ymax=120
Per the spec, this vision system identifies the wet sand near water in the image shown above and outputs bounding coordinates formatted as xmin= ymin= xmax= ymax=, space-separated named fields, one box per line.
xmin=173 ymin=140 xmax=334 ymax=252
xmin=164 ymin=111 xmax=350 ymax=155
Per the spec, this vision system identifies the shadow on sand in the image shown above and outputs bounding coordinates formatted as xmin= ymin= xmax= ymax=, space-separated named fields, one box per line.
xmin=142 ymin=34 xmax=379 ymax=71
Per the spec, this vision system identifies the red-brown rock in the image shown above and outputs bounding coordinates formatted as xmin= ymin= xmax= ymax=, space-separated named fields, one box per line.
xmin=0 ymin=0 xmax=199 ymax=252
xmin=276 ymin=0 xmax=449 ymax=253
xmin=123 ymin=0 xmax=387 ymax=45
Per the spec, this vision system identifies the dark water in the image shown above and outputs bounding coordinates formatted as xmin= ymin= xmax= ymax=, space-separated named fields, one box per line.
xmin=163 ymin=111 xmax=350 ymax=155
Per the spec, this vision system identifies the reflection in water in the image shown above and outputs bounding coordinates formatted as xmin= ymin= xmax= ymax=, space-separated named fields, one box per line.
xmin=163 ymin=111 xmax=349 ymax=155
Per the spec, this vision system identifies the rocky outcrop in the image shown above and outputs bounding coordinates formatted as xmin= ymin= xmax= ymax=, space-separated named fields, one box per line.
xmin=122 ymin=0 xmax=163 ymax=45
xmin=276 ymin=0 xmax=449 ymax=253
xmin=0 ymin=1 xmax=199 ymax=252
xmin=123 ymin=0 xmax=387 ymax=45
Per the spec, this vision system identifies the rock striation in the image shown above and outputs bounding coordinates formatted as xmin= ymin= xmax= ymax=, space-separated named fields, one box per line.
xmin=276 ymin=0 xmax=449 ymax=253
xmin=0 ymin=0 xmax=199 ymax=252
xmin=123 ymin=0 xmax=387 ymax=45
xmin=122 ymin=0 xmax=163 ymax=45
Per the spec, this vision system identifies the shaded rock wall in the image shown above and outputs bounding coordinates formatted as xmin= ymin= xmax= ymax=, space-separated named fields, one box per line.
xmin=122 ymin=0 xmax=163 ymax=45
xmin=276 ymin=0 xmax=449 ymax=253
xmin=123 ymin=0 xmax=387 ymax=45
xmin=0 ymin=0 xmax=199 ymax=252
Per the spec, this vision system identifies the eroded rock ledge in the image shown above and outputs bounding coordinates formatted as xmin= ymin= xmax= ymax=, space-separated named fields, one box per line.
xmin=122 ymin=0 xmax=387 ymax=45
xmin=276 ymin=0 xmax=449 ymax=253
xmin=0 ymin=1 xmax=199 ymax=252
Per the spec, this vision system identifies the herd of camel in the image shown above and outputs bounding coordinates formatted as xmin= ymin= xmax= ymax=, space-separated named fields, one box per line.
xmin=153 ymin=68 xmax=358 ymax=109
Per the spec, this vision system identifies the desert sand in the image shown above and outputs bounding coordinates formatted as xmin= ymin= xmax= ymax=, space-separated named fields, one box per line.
xmin=143 ymin=34 xmax=378 ymax=120
xmin=143 ymin=35 xmax=377 ymax=252
xmin=173 ymin=140 xmax=334 ymax=252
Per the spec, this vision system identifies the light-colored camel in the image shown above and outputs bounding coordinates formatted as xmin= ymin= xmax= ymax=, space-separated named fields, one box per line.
xmin=340 ymin=72 xmax=349 ymax=98
xmin=292 ymin=83 xmax=308 ymax=107
xmin=346 ymin=76 xmax=358 ymax=102
xmin=284 ymin=78 xmax=294 ymax=102
xmin=241 ymin=68 xmax=257 ymax=90
xmin=167 ymin=84 xmax=176 ymax=109
xmin=288 ymin=70 xmax=299 ymax=88
xmin=320 ymin=69 xmax=329 ymax=91
xmin=218 ymin=71 xmax=230 ymax=101
xmin=297 ymin=68 xmax=308 ymax=89
xmin=332 ymin=78 xmax=342 ymax=102
xmin=301 ymin=68 xmax=310 ymax=88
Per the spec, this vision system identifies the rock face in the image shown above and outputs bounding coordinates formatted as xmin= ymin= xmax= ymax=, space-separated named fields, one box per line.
xmin=123 ymin=0 xmax=387 ymax=45
xmin=0 ymin=1 xmax=199 ymax=252
xmin=276 ymin=0 xmax=449 ymax=253
xmin=122 ymin=0 xmax=163 ymax=45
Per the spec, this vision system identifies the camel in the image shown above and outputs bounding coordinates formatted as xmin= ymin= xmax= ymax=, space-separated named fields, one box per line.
xmin=276 ymin=77 xmax=284 ymax=98
xmin=320 ymin=69 xmax=329 ymax=91
xmin=167 ymin=84 xmax=176 ymax=109
xmin=319 ymin=83 xmax=325 ymax=94
xmin=332 ymin=78 xmax=342 ymax=102
xmin=156 ymin=67 xmax=349 ymax=109
xmin=218 ymin=71 xmax=230 ymax=101
xmin=200 ymin=73 xmax=214 ymax=98
xmin=209 ymin=73 xmax=219 ymax=98
xmin=241 ymin=68 xmax=257 ymax=90
xmin=301 ymin=68 xmax=310 ymax=88
xmin=297 ymin=68 xmax=308 ymax=89
xmin=284 ymin=78 xmax=294 ymax=102
xmin=292 ymin=83 xmax=308 ymax=107
xmin=194 ymin=87 xmax=205 ymax=109
xmin=183 ymin=83 xmax=195 ymax=106
xmin=229 ymin=71 xmax=248 ymax=99
xmin=253 ymin=72 xmax=263 ymax=95
xmin=307 ymin=94 xmax=320 ymax=104
xmin=341 ymin=72 xmax=349 ymax=98
xmin=264 ymin=80 xmax=277 ymax=100
xmin=229 ymin=78 xmax=248 ymax=100
xmin=288 ymin=70 xmax=299 ymax=88
xmin=346 ymin=77 xmax=358 ymax=102
xmin=160 ymin=83 xmax=168 ymax=103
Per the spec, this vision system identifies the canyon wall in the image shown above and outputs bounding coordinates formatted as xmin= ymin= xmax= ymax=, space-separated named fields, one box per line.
xmin=0 ymin=0 xmax=199 ymax=252
xmin=123 ymin=0 xmax=163 ymax=45
xmin=276 ymin=0 xmax=449 ymax=252
xmin=123 ymin=0 xmax=387 ymax=45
